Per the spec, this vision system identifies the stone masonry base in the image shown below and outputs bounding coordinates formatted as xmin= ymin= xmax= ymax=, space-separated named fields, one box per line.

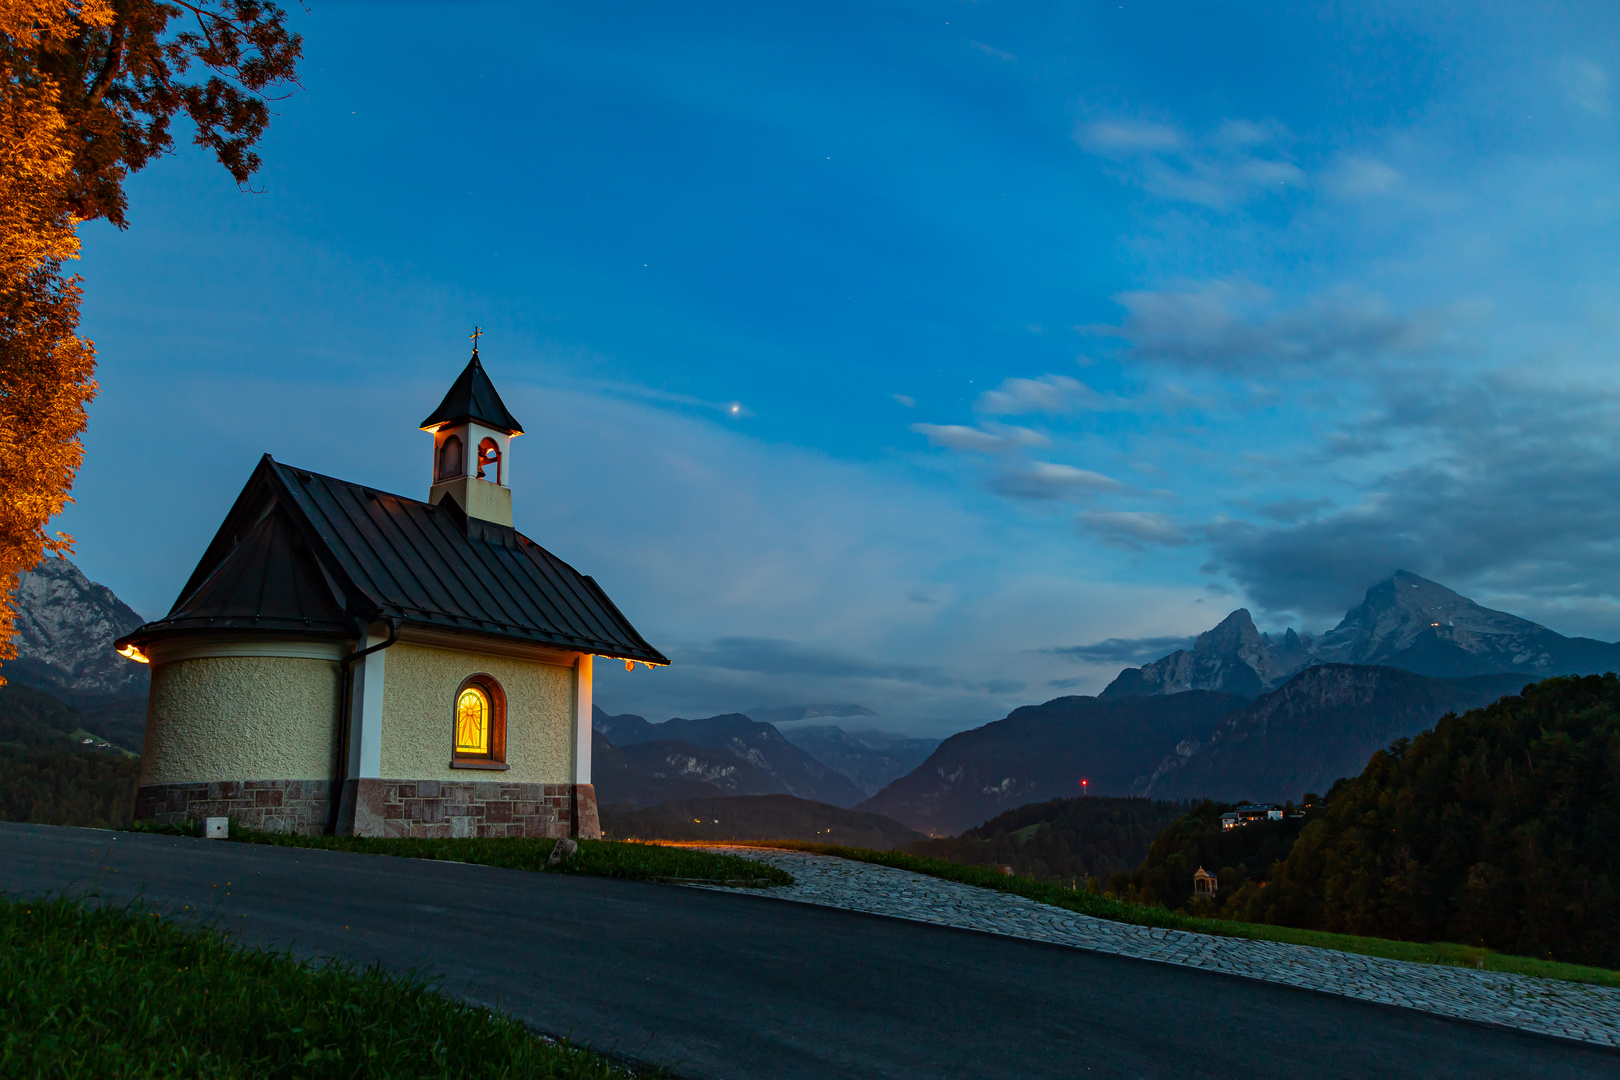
xmin=336 ymin=779 xmax=603 ymax=840
xmin=135 ymin=779 xmax=601 ymax=839
xmin=135 ymin=780 xmax=333 ymax=835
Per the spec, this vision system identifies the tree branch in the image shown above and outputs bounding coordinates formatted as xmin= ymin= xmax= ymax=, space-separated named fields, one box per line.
xmin=84 ymin=20 xmax=128 ymax=106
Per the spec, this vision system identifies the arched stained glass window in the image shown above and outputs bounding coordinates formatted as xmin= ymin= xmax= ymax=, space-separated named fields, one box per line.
xmin=452 ymin=674 xmax=506 ymax=767
xmin=455 ymin=686 xmax=490 ymax=755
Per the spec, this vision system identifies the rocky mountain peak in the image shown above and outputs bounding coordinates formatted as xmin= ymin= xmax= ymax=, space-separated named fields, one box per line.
xmin=1195 ymin=608 xmax=1262 ymax=654
xmin=6 ymin=556 xmax=148 ymax=698
xmin=1314 ymin=570 xmax=1543 ymax=665
xmin=1102 ymin=608 xmax=1275 ymax=698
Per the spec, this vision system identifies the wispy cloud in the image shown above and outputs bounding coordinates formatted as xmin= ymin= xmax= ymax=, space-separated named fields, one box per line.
xmin=1076 ymin=116 xmax=1304 ymax=208
xmin=1321 ymin=154 xmax=1402 ymax=198
xmin=970 ymin=41 xmax=1017 ymax=62
xmin=1557 ymin=58 xmax=1610 ymax=117
xmin=1087 ymin=280 xmax=1449 ymax=374
xmin=1205 ymin=370 xmax=1620 ymax=619
xmin=1044 ymin=635 xmax=1195 ymax=664
xmin=1077 ymin=510 xmax=1189 ymax=549
xmin=911 ymin=422 xmax=1049 ymax=453
xmin=974 ymin=374 xmax=1126 ymax=415
xmin=988 ymin=462 xmax=1123 ymax=500
xmin=1252 ymin=496 xmax=1335 ymax=523
xmin=681 ymin=636 xmax=954 ymax=687
xmin=588 ymin=379 xmax=756 ymax=418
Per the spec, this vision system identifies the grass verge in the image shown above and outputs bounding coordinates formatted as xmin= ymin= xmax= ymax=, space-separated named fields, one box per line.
xmin=715 ymin=840 xmax=1620 ymax=988
xmin=127 ymin=822 xmax=793 ymax=888
xmin=0 ymin=893 xmax=646 ymax=1078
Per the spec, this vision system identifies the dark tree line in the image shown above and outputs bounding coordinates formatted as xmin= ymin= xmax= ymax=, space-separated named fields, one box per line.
xmin=909 ymin=796 xmax=1189 ymax=885
xmin=1238 ymin=674 xmax=1620 ymax=967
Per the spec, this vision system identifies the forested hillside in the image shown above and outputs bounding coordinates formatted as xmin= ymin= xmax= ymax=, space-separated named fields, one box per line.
xmin=909 ymin=796 xmax=1187 ymax=885
xmin=0 ymin=684 xmax=140 ymax=829
xmin=1110 ymin=801 xmax=1313 ymax=914
xmin=1236 ymin=675 xmax=1620 ymax=967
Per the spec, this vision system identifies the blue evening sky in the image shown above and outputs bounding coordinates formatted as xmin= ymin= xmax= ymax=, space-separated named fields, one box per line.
xmin=58 ymin=1 xmax=1620 ymax=733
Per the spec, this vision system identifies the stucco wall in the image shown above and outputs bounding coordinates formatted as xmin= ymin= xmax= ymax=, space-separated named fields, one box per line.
xmin=141 ymin=656 xmax=342 ymax=786
xmin=378 ymin=642 xmax=574 ymax=784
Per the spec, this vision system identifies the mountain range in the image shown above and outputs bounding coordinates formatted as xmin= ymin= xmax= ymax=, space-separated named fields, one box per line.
xmin=1140 ymin=665 xmax=1531 ymax=803
xmin=592 ymin=708 xmax=868 ymax=807
xmin=777 ymin=726 xmax=940 ymax=797
xmin=14 ymin=556 xmax=1620 ymax=842
xmin=1103 ymin=571 xmax=1620 ymax=698
xmin=856 ymin=691 xmax=1249 ymax=836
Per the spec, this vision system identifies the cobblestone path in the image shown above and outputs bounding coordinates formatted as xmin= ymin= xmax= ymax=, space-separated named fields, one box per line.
xmin=697 ymin=846 xmax=1620 ymax=1049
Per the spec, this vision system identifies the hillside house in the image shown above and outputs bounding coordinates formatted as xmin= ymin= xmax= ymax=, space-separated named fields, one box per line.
xmin=1221 ymin=804 xmax=1284 ymax=831
xmin=115 ymin=349 xmax=667 ymax=838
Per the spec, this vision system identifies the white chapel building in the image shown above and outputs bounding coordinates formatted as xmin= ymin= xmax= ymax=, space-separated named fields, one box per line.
xmin=115 ymin=348 xmax=667 ymax=837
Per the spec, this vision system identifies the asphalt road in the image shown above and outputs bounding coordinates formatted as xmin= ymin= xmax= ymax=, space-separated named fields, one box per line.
xmin=1 ymin=823 xmax=1610 ymax=1080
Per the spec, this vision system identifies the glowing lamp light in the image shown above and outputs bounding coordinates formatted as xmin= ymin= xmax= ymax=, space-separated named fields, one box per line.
xmin=117 ymin=643 xmax=150 ymax=664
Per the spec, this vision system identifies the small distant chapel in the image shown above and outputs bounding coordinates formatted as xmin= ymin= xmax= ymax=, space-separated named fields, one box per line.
xmin=115 ymin=346 xmax=668 ymax=838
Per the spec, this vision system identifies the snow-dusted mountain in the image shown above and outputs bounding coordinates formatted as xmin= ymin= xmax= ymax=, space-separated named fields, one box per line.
xmin=6 ymin=556 xmax=147 ymax=699
xmin=1102 ymin=571 xmax=1620 ymax=698
xmin=1100 ymin=608 xmax=1309 ymax=698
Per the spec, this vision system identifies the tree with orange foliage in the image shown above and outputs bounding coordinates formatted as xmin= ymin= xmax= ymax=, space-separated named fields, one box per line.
xmin=0 ymin=0 xmax=300 ymax=681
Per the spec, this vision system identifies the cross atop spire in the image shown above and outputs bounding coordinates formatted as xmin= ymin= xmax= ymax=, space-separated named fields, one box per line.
xmin=469 ymin=325 xmax=483 ymax=354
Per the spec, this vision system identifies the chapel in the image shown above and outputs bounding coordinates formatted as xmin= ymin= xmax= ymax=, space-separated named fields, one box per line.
xmin=114 ymin=346 xmax=667 ymax=838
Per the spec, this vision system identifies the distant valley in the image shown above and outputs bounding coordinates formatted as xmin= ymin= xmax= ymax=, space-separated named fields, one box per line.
xmin=600 ymin=793 xmax=923 ymax=849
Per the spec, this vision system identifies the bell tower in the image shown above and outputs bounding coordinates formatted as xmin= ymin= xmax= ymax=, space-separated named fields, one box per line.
xmin=420 ymin=333 xmax=524 ymax=526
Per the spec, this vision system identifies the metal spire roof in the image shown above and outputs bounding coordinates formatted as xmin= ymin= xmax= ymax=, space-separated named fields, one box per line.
xmin=419 ymin=351 xmax=525 ymax=435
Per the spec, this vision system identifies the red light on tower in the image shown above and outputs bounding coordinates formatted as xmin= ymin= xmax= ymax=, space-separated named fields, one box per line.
xmin=1081 ymin=778 xmax=1088 ymax=795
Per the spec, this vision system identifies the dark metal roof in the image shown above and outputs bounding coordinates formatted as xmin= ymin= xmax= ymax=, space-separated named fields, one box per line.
xmin=118 ymin=455 xmax=667 ymax=665
xmin=419 ymin=352 xmax=525 ymax=435
xmin=141 ymin=506 xmax=354 ymax=637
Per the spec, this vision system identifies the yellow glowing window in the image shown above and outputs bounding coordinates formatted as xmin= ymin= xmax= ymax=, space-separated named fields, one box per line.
xmin=455 ymin=687 xmax=491 ymax=755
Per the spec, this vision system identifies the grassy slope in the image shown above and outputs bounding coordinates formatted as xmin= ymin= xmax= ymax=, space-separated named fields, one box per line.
xmin=168 ymin=827 xmax=796 ymax=887
xmin=0 ymin=894 xmax=642 ymax=1078
xmin=730 ymin=841 xmax=1620 ymax=988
